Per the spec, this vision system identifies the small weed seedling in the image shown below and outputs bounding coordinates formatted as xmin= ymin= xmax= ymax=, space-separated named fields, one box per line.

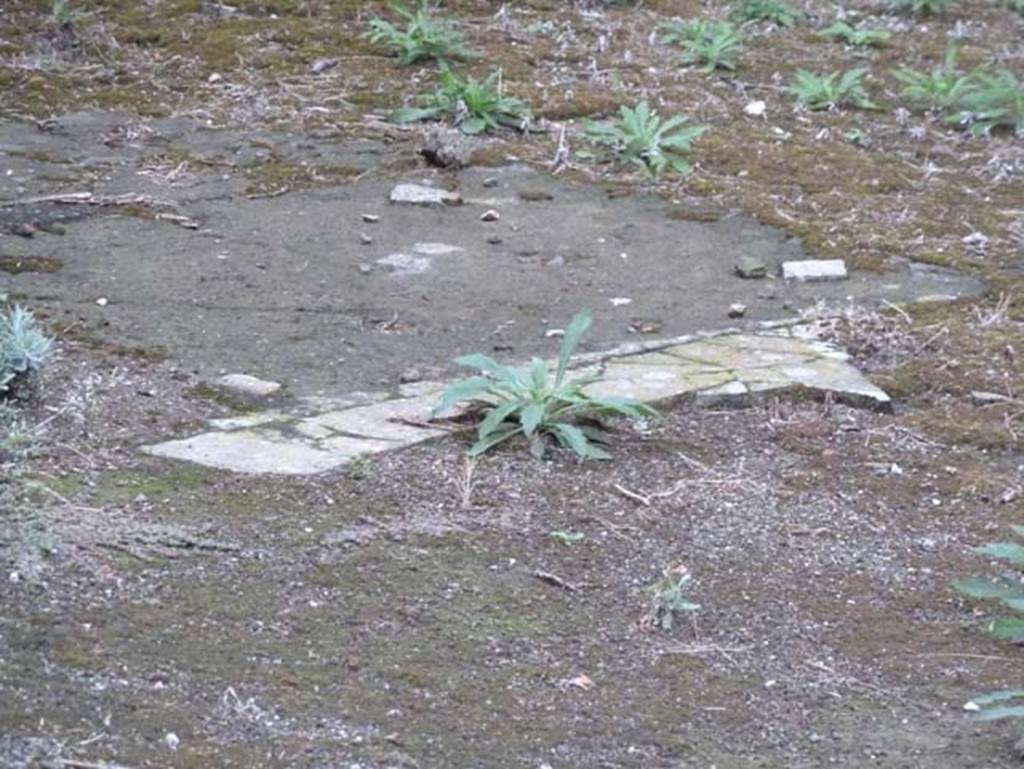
xmin=645 ymin=564 xmax=700 ymax=631
xmin=820 ymin=21 xmax=891 ymax=46
xmin=1 ymin=305 xmax=54 ymax=398
xmin=50 ymin=0 xmax=82 ymax=28
xmin=887 ymin=0 xmax=956 ymax=14
xmin=433 ymin=310 xmax=657 ymax=460
xmin=951 ymin=69 xmax=1024 ymax=137
xmin=729 ymin=0 xmax=804 ymax=26
xmin=549 ymin=531 xmax=585 ymax=546
xmin=585 ymin=101 xmax=706 ymax=179
xmin=787 ymin=68 xmax=880 ymax=111
xmin=390 ymin=68 xmax=531 ymax=134
xmin=954 ymin=524 xmax=1024 ymax=720
xmin=894 ymin=45 xmax=972 ymax=112
xmin=661 ymin=19 xmax=740 ymax=72
xmin=365 ymin=1 xmax=477 ymax=65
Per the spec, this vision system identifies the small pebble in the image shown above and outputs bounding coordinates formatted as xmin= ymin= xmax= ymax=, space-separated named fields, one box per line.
xmin=481 ymin=209 xmax=500 ymax=222
xmin=728 ymin=303 xmax=747 ymax=318
xmin=358 ymin=263 xmax=373 ymax=274
xmin=486 ymin=235 xmax=503 ymax=245
xmin=483 ymin=177 xmax=499 ymax=188
xmin=360 ymin=233 xmax=373 ymax=245
xmin=96 ymin=297 xmax=108 ymax=307
xmin=362 ymin=213 xmax=380 ymax=223
xmin=208 ymin=72 xmax=223 ymax=84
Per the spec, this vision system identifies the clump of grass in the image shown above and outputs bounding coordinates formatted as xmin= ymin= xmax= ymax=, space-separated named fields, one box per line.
xmin=584 ymin=101 xmax=706 ymax=178
xmin=389 ymin=67 xmax=531 ymax=134
xmin=365 ymin=1 xmax=477 ymax=66
xmin=1 ymin=304 xmax=54 ymax=398
xmin=787 ymin=68 xmax=880 ymax=111
xmin=951 ymin=69 xmax=1024 ymax=137
xmin=954 ymin=524 xmax=1024 ymax=720
xmin=433 ymin=309 xmax=657 ymax=460
xmin=820 ymin=21 xmax=891 ymax=46
xmin=729 ymin=0 xmax=805 ymax=27
xmin=893 ymin=45 xmax=973 ymax=112
xmin=661 ymin=19 xmax=740 ymax=72
xmin=887 ymin=0 xmax=956 ymax=14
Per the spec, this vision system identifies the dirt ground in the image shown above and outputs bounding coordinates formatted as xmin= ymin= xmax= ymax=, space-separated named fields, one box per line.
xmin=2 ymin=0 xmax=1024 ymax=767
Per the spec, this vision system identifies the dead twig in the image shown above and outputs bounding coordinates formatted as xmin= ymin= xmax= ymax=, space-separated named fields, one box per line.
xmin=58 ymin=759 xmax=139 ymax=769
xmin=533 ymin=570 xmax=578 ymax=592
xmin=613 ymin=483 xmax=650 ymax=506
xmin=585 ymin=515 xmax=638 ymax=542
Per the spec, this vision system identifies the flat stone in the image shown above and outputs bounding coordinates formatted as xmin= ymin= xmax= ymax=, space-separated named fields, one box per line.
xmin=214 ymin=373 xmax=281 ymax=397
xmin=971 ymin=390 xmax=1014 ymax=405
xmin=144 ymin=326 xmax=891 ymax=474
xmin=782 ymin=259 xmax=848 ymax=282
xmin=728 ymin=303 xmax=747 ymax=318
xmin=735 ymin=257 xmax=767 ymax=279
xmin=143 ymin=431 xmax=353 ymax=475
xmin=389 ymin=184 xmax=463 ymax=206
xmin=309 ymin=396 xmax=446 ymax=443
xmin=412 ymin=242 xmax=462 ymax=255
xmin=376 ymin=253 xmax=432 ymax=275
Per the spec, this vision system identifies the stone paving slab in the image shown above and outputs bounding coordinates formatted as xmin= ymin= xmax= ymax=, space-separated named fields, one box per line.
xmin=143 ymin=326 xmax=891 ymax=475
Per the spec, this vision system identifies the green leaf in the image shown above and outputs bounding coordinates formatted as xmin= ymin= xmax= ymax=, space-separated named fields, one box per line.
xmin=459 ymin=117 xmax=488 ymax=135
xmin=468 ymin=425 xmax=521 ymax=456
xmin=953 ymin=577 xmax=1020 ymax=599
xmin=555 ymin=309 xmax=592 ymax=386
xmin=389 ymin=106 xmax=442 ymax=124
xmin=551 ymin=422 xmax=610 ymax=459
xmin=586 ymin=395 xmax=659 ymax=419
xmin=1011 ymin=523 xmax=1024 ymax=540
xmin=455 ymin=353 xmax=522 ymax=386
xmin=477 ymin=400 xmax=520 ymax=439
xmin=976 ymin=705 xmax=1024 ymax=721
xmin=987 ymin=617 xmax=1024 ymax=640
xmin=520 ymin=402 xmax=546 ymax=435
xmin=433 ymin=376 xmax=494 ymax=416
xmin=971 ymin=689 xmax=1024 ymax=705
xmin=976 ymin=542 xmax=1024 ymax=566
xmin=529 ymin=358 xmax=549 ymax=390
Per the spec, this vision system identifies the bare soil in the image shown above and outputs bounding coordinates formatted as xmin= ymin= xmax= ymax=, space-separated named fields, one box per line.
xmin=1 ymin=0 xmax=1023 ymax=767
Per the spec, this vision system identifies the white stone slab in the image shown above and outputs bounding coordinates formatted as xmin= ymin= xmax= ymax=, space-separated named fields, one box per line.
xmin=214 ymin=373 xmax=281 ymax=397
xmin=782 ymin=259 xmax=848 ymax=282
xmin=389 ymin=184 xmax=463 ymax=206
xmin=143 ymin=431 xmax=353 ymax=475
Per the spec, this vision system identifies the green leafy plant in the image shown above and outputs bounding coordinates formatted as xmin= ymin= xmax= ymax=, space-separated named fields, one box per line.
xmin=645 ymin=564 xmax=700 ymax=630
xmin=661 ymin=19 xmax=740 ymax=72
xmin=432 ymin=310 xmax=657 ymax=459
xmin=887 ymin=0 xmax=956 ymax=14
xmin=893 ymin=45 xmax=973 ymax=112
xmin=389 ymin=67 xmax=531 ymax=134
xmin=787 ymin=68 xmax=880 ymax=111
xmin=365 ymin=1 xmax=477 ymax=65
xmin=950 ymin=69 xmax=1024 ymax=137
xmin=584 ymin=101 xmax=706 ymax=178
xmin=729 ymin=0 xmax=804 ymax=26
xmin=953 ymin=524 xmax=1024 ymax=720
xmin=1 ymin=305 xmax=54 ymax=397
xmin=820 ymin=21 xmax=891 ymax=46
